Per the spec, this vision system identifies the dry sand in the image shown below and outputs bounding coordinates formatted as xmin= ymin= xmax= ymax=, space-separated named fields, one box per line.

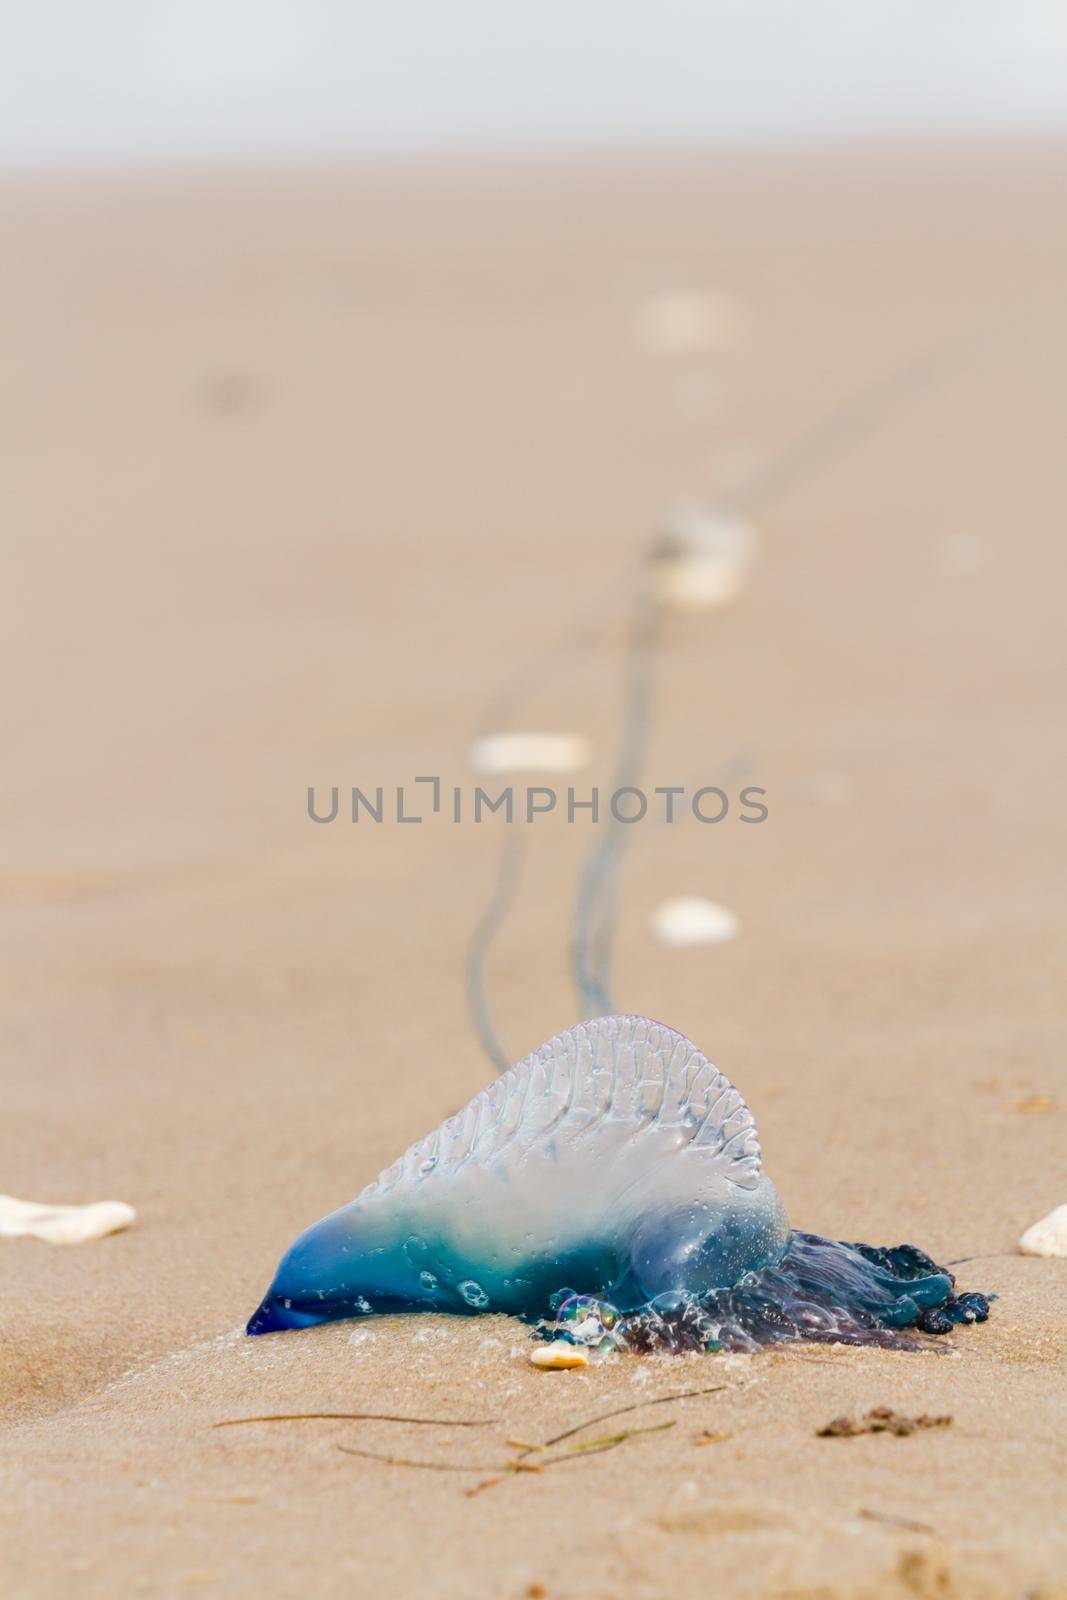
xmin=1 ymin=145 xmax=1065 ymax=1597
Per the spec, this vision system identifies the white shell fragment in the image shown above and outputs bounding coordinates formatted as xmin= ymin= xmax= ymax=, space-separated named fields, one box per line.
xmin=469 ymin=732 xmax=591 ymax=775
xmin=635 ymin=291 xmax=749 ymax=356
xmin=1018 ymin=1204 xmax=1067 ymax=1258
xmin=0 ymin=1194 xmax=136 ymax=1244
xmin=528 ymin=1343 xmax=589 ymax=1370
xmin=652 ymin=507 xmax=758 ymax=611
xmin=652 ymin=898 xmax=740 ymax=947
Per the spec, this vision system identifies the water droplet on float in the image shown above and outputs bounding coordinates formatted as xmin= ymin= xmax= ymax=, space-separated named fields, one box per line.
xmin=458 ymin=1280 xmax=489 ymax=1308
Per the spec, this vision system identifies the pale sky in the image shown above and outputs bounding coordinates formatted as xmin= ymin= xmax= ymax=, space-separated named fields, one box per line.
xmin=3 ymin=0 xmax=1066 ymax=164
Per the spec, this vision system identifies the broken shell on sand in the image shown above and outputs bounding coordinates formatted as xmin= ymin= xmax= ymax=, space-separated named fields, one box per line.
xmin=469 ymin=732 xmax=591 ymax=776
xmin=528 ymin=1344 xmax=590 ymax=1371
xmin=1018 ymin=1204 xmax=1067 ymax=1258
xmin=0 ymin=1193 xmax=136 ymax=1244
xmin=652 ymin=897 xmax=740 ymax=947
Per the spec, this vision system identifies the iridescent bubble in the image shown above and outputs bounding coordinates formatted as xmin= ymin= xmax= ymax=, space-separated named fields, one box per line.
xmin=554 ymin=1293 xmax=619 ymax=1347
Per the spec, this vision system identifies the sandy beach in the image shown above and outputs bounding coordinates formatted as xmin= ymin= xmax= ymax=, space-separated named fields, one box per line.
xmin=1 ymin=145 xmax=1065 ymax=1597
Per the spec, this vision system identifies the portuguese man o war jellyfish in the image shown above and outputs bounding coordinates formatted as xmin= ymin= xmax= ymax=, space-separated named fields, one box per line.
xmin=247 ymin=1016 xmax=991 ymax=1352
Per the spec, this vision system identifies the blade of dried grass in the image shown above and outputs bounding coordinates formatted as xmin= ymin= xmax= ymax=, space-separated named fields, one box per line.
xmin=215 ymin=1411 xmax=494 ymax=1429
xmin=525 ymin=1382 xmax=726 ymax=1455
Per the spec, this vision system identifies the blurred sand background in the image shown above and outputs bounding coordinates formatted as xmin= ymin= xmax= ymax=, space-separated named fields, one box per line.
xmin=1 ymin=145 xmax=1066 ymax=1596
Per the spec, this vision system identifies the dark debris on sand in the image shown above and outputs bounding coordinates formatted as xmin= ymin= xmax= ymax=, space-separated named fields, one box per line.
xmin=817 ymin=1407 xmax=954 ymax=1438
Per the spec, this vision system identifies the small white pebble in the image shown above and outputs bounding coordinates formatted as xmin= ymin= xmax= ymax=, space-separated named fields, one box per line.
xmin=1019 ymin=1204 xmax=1067 ymax=1258
xmin=528 ymin=1343 xmax=589 ymax=1370
xmin=469 ymin=733 xmax=590 ymax=775
xmin=0 ymin=1194 xmax=135 ymax=1244
xmin=652 ymin=897 xmax=740 ymax=948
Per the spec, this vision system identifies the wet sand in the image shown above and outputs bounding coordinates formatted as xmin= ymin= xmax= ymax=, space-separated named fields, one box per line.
xmin=1 ymin=145 xmax=1065 ymax=1597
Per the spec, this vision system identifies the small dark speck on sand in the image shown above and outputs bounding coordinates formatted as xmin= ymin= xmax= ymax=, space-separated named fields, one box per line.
xmin=859 ymin=1507 xmax=936 ymax=1535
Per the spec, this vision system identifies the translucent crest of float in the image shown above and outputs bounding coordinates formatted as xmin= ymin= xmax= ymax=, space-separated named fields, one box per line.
xmin=248 ymin=1015 xmax=790 ymax=1333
